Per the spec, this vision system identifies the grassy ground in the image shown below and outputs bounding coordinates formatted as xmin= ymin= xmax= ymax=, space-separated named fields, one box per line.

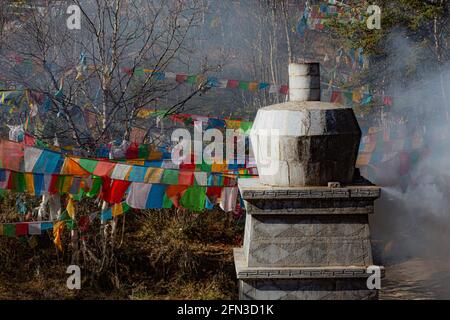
xmin=0 ymin=193 xmax=243 ymax=300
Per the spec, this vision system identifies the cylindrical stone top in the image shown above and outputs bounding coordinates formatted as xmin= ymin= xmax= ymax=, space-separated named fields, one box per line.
xmin=289 ymin=63 xmax=321 ymax=102
xmin=250 ymin=63 xmax=361 ymax=187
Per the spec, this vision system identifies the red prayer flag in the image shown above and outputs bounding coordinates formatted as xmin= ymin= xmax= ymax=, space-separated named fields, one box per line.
xmin=206 ymin=187 xmax=222 ymax=199
xmin=331 ymin=91 xmax=343 ymax=103
xmin=125 ymin=143 xmax=139 ymax=159
xmin=16 ymin=223 xmax=28 ymax=236
xmin=24 ymin=134 xmax=36 ymax=146
xmin=79 ymin=216 xmax=90 ymax=233
xmin=279 ymin=85 xmax=289 ymax=95
xmin=48 ymin=174 xmax=59 ymax=194
xmin=103 ymin=179 xmax=131 ymax=204
xmin=166 ymin=185 xmax=188 ymax=207
xmin=178 ymin=171 xmax=194 ymax=186
xmin=383 ymin=96 xmax=393 ymax=106
xmin=122 ymin=68 xmax=133 ymax=76
xmin=93 ymin=161 xmax=116 ymax=177
xmin=0 ymin=140 xmax=24 ymax=171
xmin=227 ymin=80 xmax=239 ymax=89
xmin=176 ymin=74 xmax=188 ymax=83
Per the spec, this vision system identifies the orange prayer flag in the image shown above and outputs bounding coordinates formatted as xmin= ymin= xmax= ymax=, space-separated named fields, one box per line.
xmin=61 ymin=158 xmax=89 ymax=176
xmin=53 ymin=221 xmax=65 ymax=252
xmin=66 ymin=197 xmax=76 ymax=219
xmin=356 ymin=153 xmax=372 ymax=166
xmin=248 ymin=82 xmax=258 ymax=91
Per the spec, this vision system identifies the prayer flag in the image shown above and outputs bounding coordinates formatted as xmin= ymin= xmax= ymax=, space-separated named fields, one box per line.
xmin=176 ymin=74 xmax=188 ymax=83
xmin=227 ymin=80 xmax=239 ymax=89
xmin=331 ymin=91 xmax=343 ymax=103
xmin=180 ymin=186 xmax=206 ymax=211
xmin=53 ymin=221 xmax=65 ymax=251
xmin=126 ymin=183 xmax=167 ymax=209
xmin=28 ymin=222 xmax=42 ymax=235
xmin=16 ymin=223 xmax=28 ymax=236
xmin=4 ymin=224 xmax=15 ymax=237
xmin=66 ymin=197 xmax=76 ymax=219
xmin=220 ymin=187 xmax=239 ymax=212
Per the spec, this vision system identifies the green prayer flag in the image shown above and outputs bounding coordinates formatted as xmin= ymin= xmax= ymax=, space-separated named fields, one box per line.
xmin=161 ymin=169 xmax=179 ymax=185
xmin=180 ymin=186 xmax=206 ymax=212
xmin=240 ymin=121 xmax=253 ymax=133
xmin=138 ymin=145 xmax=150 ymax=159
xmin=199 ymin=163 xmax=212 ymax=172
xmin=86 ymin=176 xmax=102 ymax=198
xmin=122 ymin=202 xmax=131 ymax=213
xmin=187 ymin=75 xmax=197 ymax=84
xmin=72 ymin=188 xmax=85 ymax=201
xmin=56 ymin=176 xmax=67 ymax=194
xmin=162 ymin=194 xmax=173 ymax=209
xmin=60 ymin=211 xmax=69 ymax=221
xmin=78 ymin=159 xmax=99 ymax=173
xmin=343 ymin=92 xmax=353 ymax=103
xmin=0 ymin=189 xmax=7 ymax=199
xmin=35 ymin=140 xmax=48 ymax=148
xmin=66 ymin=219 xmax=76 ymax=231
xmin=238 ymin=82 xmax=249 ymax=90
xmin=4 ymin=224 xmax=16 ymax=237
xmin=134 ymin=68 xmax=145 ymax=77
xmin=11 ymin=172 xmax=26 ymax=193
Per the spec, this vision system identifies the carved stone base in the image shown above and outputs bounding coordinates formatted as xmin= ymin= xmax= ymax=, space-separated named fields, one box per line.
xmin=234 ymin=178 xmax=383 ymax=300
xmin=234 ymin=248 xmax=382 ymax=300
xmin=239 ymin=279 xmax=378 ymax=300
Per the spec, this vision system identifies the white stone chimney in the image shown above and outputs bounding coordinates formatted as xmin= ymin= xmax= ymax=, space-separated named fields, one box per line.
xmin=288 ymin=62 xmax=321 ymax=102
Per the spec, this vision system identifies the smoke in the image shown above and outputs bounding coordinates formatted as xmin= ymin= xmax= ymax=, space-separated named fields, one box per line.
xmin=369 ymin=31 xmax=450 ymax=266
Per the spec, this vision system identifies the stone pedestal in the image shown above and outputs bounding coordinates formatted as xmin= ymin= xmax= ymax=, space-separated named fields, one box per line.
xmin=233 ymin=178 xmax=384 ymax=300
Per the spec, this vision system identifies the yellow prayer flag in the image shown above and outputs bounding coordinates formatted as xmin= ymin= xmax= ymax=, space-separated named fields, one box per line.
xmin=126 ymin=159 xmax=145 ymax=166
xmin=212 ymin=162 xmax=227 ymax=173
xmin=356 ymin=153 xmax=372 ymax=166
xmin=53 ymin=221 xmax=65 ymax=252
xmin=66 ymin=197 xmax=76 ymax=220
xmin=364 ymin=142 xmax=377 ymax=153
xmin=368 ymin=127 xmax=380 ymax=135
xmin=248 ymin=82 xmax=258 ymax=91
xmin=24 ymin=173 xmax=35 ymax=195
xmin=112 ymin=204 xmax=123 ymax=218
xmin=352 ymin=89 xmax=362 ymax=103
xmin=137 ymin=109 xmax=155 ymax=118
xmin=144 ymin=167 xmax=164 ymax=183
xmin=62 ymin=176 xmax=74 ymax=194
xmin=225 ymin=120 xmax=241 ymax=130
xmin=61 ymin=158 xmax=89 ymax=175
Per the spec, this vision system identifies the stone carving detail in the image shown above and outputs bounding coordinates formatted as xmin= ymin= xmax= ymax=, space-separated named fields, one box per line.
xmin=240 ymin=280 xmax=379 ymax=300
xmin=237 ymin=268 xmax=385 ymax=279
xmin=240 ymin=187 xmax=380 ymax=200
xmin=244 ymin=198 xmax=375 ymax=215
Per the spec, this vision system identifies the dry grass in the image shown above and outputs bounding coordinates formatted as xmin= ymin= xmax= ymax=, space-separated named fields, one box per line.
xmin=0 ymin=193 xmax=243 ymax=300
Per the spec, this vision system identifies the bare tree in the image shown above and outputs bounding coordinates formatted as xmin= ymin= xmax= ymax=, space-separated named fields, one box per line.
xmin=1 ymin=0 xmax=208 ymax=151
xmin=0 ymin=0 xmax=214 ymax=284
